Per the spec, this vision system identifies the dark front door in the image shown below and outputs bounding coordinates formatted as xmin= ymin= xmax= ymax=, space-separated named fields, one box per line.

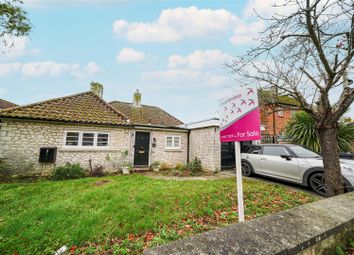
xmin=134 ymin=132 xmax=150 ymax=166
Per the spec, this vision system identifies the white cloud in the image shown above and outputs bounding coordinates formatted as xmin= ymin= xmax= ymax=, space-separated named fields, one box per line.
xmin=243 ymin=0 xmax=297 ymax=18
xmin=116 ymin=48 xmax=146 ymax=63
xmin=141 ymin=49 xmax=234 ymax=91
xmin=0 ymin=36 xmax=39 ymax=60
xmin=25 ymin=0 xmax=126 ymax=8
xmin=0 ymin=63 xmax=22 ymax=76
xmin=142 ymin=69 xmax=229 ymax=89
xmin=230 ymin=20 xmax=265 ymax=45
xmin=168 ymin=49 xmax=232 ymax=70
xmin=0 ymin=61 xmax=102 ymax=78
xmin=21 ymin=61 xmax=102 ymax=79
xmin=113 ymin=6 xmax=241 ymax=43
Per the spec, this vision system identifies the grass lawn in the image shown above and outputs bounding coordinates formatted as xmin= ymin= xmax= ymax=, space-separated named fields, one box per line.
xmin=0 ymin=174 xmax=318 ymax=255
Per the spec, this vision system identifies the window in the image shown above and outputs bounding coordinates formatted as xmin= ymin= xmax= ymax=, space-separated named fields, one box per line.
xmin=66 ymin=132 xmax=79 ymax=146
xmin=263 ymin=146 xmax=289 ymax=157
xmin=97 ymin=133 xmax=109 ymax=146
xmin=65 ymin=131 xmax=109 ymax=147
xmin=291 ymin=110 xmax=297 ymax=117
xmin=82 ymin=133 xmax=94 ymax=146
xmin=166 ymin=136 xmax=181 ymax=149
xmin=277 ymin=110 xmax=284 ymax=117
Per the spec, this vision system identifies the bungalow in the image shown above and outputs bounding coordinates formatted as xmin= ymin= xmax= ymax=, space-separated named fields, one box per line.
xmin=0 ymin=83 xmax=222 ymax=176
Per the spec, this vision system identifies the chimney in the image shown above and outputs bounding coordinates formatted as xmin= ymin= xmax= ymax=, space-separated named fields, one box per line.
xmin=133 ymin=89 xmax=141 ymax=107
xmin=90 ymin=82 xmax=103 ymax=98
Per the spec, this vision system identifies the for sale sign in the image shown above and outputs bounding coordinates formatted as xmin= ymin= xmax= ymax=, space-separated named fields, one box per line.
xmin=219 ymin=87 xmax=261 ymax=142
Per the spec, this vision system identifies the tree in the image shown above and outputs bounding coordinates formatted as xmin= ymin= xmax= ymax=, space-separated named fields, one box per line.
xmin=230 ymin=0 xmax=354 ymax=196
xmin=0 ymin=0 xmax=31 ymax=48
xmin=285 ymin=111 xmax=354 ymax=153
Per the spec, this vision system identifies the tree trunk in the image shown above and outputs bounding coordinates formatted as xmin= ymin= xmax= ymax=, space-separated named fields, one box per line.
xmin=317 ymin=126 xmax=344 ymax=197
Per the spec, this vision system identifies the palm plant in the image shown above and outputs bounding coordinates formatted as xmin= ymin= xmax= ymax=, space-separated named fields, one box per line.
xmin=285 ymin=112 xmax=354 ymax=153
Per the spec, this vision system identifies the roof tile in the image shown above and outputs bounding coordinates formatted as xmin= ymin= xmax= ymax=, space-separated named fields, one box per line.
xmin=0 ymin=92 xmax=128 ymax=125
xmin=0 ymin=99 xmax=18 ymax=109
xmin=110 ymin=101 xmax=183 ymax=126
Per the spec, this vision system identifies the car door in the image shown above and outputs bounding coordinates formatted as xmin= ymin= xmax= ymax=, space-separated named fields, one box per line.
xmin=258 ymin=146 xmax=301 ymax=182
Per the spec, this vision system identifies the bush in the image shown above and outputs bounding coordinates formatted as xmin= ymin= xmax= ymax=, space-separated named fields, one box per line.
xmin=0 ymin=161 xmax=13 ymax=177
xmin=186 ymin=157 xmax=203 ymax=176
xmin=52 ymin=163 xmax=86 ymax=180
xmin=174 ymin=163 xmax=186 ymax=172
xmin=90 ymin=164 xmax=106 ymax=177
xmin=159 ymin=162 xmax=172 ymax=171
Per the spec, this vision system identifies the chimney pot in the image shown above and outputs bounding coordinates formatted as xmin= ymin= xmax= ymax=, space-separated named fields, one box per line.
xmin=133 ymin=89 xmax=141 ymax=107
xmin=90 ymin=82 xmax=103 ymax=98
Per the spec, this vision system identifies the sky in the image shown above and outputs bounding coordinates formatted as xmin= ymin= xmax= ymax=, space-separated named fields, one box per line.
xmin=0 ymin=0 xmax=353 ymax=122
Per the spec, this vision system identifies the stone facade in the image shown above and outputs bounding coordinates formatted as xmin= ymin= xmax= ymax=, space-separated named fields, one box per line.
xmin=0 ymin=119 xmax=188 ymax=176
xmin=189 ymin=126 xmax=221 ymax=172
xmin=148 ymin=129 xmax=188 ymax=167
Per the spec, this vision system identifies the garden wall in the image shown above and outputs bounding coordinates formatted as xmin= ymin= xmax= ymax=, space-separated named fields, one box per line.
xmin=189 ymin=126 xmax=221 ymax=172
xmin=144 ymin=192 xmax=354 ymax=255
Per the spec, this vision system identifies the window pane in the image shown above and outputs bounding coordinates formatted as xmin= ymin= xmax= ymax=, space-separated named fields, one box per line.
xmin=173 ymin=137 xmax=180 ymax=148
xmin=166 ymin=137 xmax=173 ymax=147
xmin=82 ymin=133 xmax=94 ymax=146
xmin=97 ymin=133 xmax=109 ymax=146
xmin=66 ymin=132 xmax=79 ymax=146
xmin=263 ymin=146 xmax=288 ymax=157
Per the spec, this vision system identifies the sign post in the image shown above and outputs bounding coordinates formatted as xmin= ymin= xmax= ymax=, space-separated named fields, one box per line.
xmin=219 ymin=87 xmax=260 ymax=222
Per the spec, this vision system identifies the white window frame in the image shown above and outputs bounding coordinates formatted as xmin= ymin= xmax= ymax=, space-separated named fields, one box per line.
xmin=64 ymin=131 xmax=110 ymax=148
xmin=165 ymin=136 xmax=181 ymax=149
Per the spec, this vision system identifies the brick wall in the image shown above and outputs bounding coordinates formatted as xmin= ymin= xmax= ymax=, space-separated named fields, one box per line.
xmin=260 ymin=105 xmax=299 ymax=135
xmin=189 ymin=126 xmax=221 ymax=172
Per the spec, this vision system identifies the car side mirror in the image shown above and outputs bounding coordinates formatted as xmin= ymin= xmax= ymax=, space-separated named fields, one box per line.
xmin=280 ymin=154 xmax=292 ymax=160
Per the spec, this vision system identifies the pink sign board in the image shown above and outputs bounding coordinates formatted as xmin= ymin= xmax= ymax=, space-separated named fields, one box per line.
xmin=219 ymin=87 xmax=261 ymax=142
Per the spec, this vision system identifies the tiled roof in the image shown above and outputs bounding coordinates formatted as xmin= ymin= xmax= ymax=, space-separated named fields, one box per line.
xmin=110 ymin=101 xmax=183 ymax=126
xmin=0 ymin=92 xmax=128 ymax=125
xmin=0 ymin=99 xmax=18 ymax=109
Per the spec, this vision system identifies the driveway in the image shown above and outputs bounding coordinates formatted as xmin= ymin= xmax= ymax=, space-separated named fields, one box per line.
xmin=221 ymin=169 xmax=322 ymax=197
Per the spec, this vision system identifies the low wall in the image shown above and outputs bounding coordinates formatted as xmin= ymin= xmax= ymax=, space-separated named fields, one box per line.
xmin=144 ymin=192 xmax=354 ymax=255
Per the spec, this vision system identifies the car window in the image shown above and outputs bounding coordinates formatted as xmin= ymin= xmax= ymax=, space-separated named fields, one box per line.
xmin=262 ymin=146 xmax=289 ymax=156
xmin=289 ymin=146 xmax=320 ymax=158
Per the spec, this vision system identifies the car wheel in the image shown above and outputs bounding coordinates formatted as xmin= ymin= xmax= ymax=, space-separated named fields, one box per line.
xmin=309 ymin=172 xmax=326 ymax=196
xmin=241 ymin=161 xmax=253 ymax=177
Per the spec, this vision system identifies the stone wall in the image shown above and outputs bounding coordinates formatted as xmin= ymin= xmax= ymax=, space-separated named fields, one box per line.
xmin=189 ymin=126 xmax=220 ymax=172
xmin=148 ymin=129 xmax=188 ymax=168
xmin=0 ymin=119 xmax=133 ymax=175
xmin=0 ymin=119 xmax=189 ymax=176
xmin=145 ymin=192 xmax=354 ymax=255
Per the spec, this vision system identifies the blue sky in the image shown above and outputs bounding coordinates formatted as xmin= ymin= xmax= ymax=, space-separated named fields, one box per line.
xmin=0 ymin=0 xmax=353 ymax=121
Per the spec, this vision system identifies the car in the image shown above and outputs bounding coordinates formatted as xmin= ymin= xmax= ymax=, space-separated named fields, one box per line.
xmin=241 ymin=144 xmax=354 ymax=196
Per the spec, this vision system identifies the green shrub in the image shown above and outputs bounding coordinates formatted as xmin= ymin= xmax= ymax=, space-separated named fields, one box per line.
xmin=52 ymin=163 xmax=86 ymax=180
xmin=186 ymin=157 xmax=203 ymax=176
xmin=0 ymin=161 xmax=13 ymax=177
xmin=174 ymin=163 xmax=186 ymax=172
